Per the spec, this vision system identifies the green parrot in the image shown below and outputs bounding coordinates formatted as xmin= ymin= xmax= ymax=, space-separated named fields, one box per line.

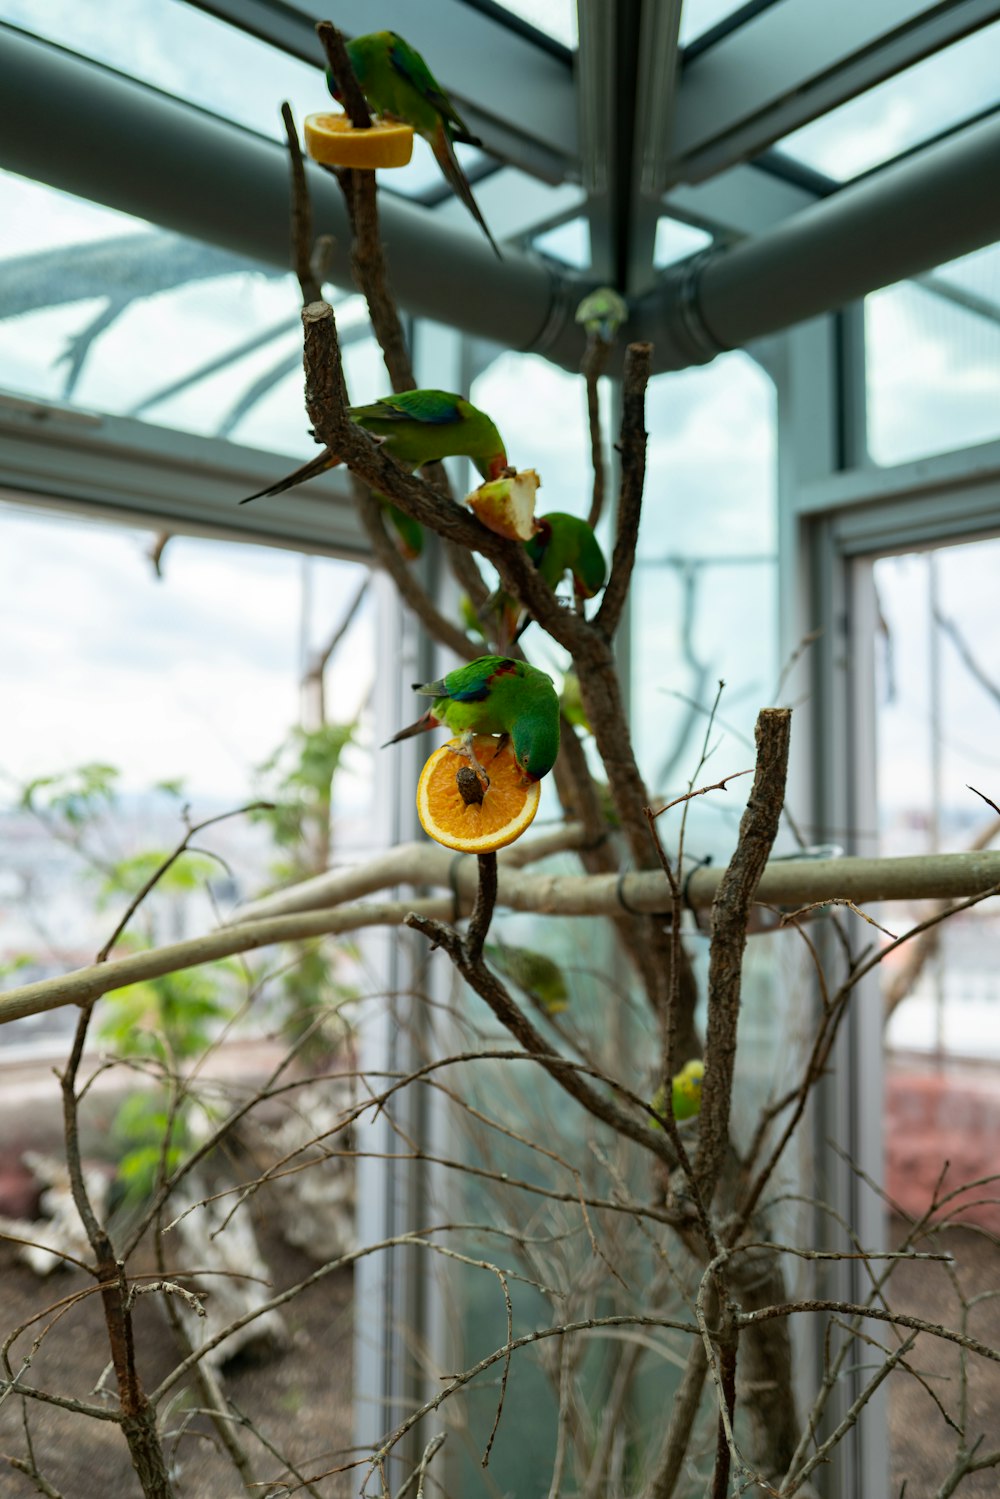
xmin=559 ymin=672 xmax=591 ymax=734
xmin=650 ymin=1059 xmax=705 ymax=1127
xmin=458 ymin=592 xmax=488 ymax=643
xmin=241 ymin=389 xmax=508 ymax=511
xmin=480 ymin=512 xmax=607 ymax=648
xmin=484 ymin=942 xmax=569 ymax=1014
xmin=527 ymin=512 xmax=607 ymax=600
xmin=382 ymin=501 xmax=424 ymax=560
xmin=384 ymin=654 xmax=560 ymax=782
xmin=575 ymin=286 xmax=629 ymax=343
xmin=327 ymin=30 xmax=502 ymax=260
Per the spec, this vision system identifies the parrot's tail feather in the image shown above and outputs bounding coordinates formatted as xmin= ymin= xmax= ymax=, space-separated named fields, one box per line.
xmin=431 ymin=124 xmax=503 ymax=262
xmin=450 ymin=123 xmax=484 ymax=149
xmin=381 ymin=712 xmax=438 ymax=748
xmin=239 ymin=449 xmax=341 ymax=504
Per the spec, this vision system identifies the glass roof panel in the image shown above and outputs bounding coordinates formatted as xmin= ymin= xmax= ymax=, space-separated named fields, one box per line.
xmin=654 ymin=217 xmax=713 ymax=270
xmin=433 ymin=169 xmax=585 ymax=247
xmin=0 ymin=167 xmax=380 ymax=458
xmin=776 ymin=20 xmax=1000 ymax=182
xmin=0 ymin=0 xmax=326 ymax=146
xmin=533 ymin=217 xmax=591 ymax=269
xmin=481 ymin=0 xmax=578 ymax=49
xmin=679 ymin=0 xmax=774 ymax=50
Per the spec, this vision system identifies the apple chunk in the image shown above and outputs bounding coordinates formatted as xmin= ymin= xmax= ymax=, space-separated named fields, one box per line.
xmin=465 ymin=468 xmax=541 ymax=541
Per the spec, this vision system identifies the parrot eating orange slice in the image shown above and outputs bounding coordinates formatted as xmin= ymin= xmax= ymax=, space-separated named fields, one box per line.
xmin=304 ymin=112 xmax=414 ymax=169
xmin=417 ymin=736 xmax=540 ymax=853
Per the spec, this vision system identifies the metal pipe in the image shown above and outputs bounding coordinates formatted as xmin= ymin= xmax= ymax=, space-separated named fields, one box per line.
xmin=640 ymin=112 xmax=1000 ymax=368
xmin=2 ymin=846 xmax=999 ymax=1025
xmin=2 ymin=25 xmax=999 ymax=376
xmin=0 ymin=25 xmax=583 ymax=363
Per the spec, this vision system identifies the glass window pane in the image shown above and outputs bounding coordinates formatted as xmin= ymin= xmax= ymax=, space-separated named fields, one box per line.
xmin=865 ymin=243 xmax=1000 ymax=467
xmin=0 ymin=500 xmax=373 ymax=1053
xmin=870 ymin=538 xmax=1000 ymax=1487
xmin=634 ymin=351 xmax=778 ymax=850
xmin=0 ymin=167 xmax=382 ymax=457
xmin=776 ymin=20 xmax=1000 ymax=182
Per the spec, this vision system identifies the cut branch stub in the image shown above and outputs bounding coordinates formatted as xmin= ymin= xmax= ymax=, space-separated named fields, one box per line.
xmin=457 ymin=766 xmax=486 ymax=807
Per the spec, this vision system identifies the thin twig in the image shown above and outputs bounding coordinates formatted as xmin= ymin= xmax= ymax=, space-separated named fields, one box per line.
xmin=696 ymin=709 xmax=791 ymax=1203
xmin=594 ymin=343 xmax=651 ymax=638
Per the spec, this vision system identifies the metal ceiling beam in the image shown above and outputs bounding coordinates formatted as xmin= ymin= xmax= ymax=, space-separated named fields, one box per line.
xmin=0 ymin=394 xmax=368 ymax=555
xmin=187 ymin=0 xmax=578 ymax=184
xmin=627 ymin=0 xmax=684 ymax=294
xmin=670 ymin=0 xmax=1000 ymax=185
xmin=578 ymin=0 xmax=683 ymax=294
xmin=666 ymin=162 xmax=818 ymax=240
xmin=0 ymin=25 xmax=578 ymax=361
xmin=576 ymin=0 xmax=620 ymax=280
xmin=2 ymin=25 xmax=999 ymax=381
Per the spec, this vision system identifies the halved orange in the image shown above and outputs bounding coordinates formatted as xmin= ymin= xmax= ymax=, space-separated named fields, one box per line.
xmin=417 ymin=736 xmax=540 ymax=854
xmin=304 ymin=112 xmax=414 ymax=169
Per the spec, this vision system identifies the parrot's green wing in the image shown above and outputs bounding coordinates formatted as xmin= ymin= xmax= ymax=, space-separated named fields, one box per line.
xmin=386 ymin=31 xmax=476 ymax=140
xmin=352 ymin=389 xmax=464 ymax=427
xmin=413 ymin=655 xmax=511 ymax=701
xmin=381 ymin=501 xmax=424 ymax=560
xmin=484 ymin=942 xmax=569 ymax=1014
xmin=527 ymin=514 xmax=608 ymax=598
xmin=559 ymin=672 xmax=591 ymax=733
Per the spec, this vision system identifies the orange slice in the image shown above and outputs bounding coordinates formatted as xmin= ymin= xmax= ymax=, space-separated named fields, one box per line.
xmin=417 ymin=736 xmax=540 ymax=854
xmin=304 ymin=112 xmax=414 ymax=169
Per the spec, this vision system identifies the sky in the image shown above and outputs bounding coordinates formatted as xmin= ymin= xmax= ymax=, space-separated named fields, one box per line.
xmin=780 ymin=20 xmax=1000 ymax=181
xmin=0 ymin=504 xmax=374 ymax=807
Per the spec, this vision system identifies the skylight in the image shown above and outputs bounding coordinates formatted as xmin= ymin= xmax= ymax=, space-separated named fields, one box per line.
xmin=776 ymin=19 xmax=1000 ymax=182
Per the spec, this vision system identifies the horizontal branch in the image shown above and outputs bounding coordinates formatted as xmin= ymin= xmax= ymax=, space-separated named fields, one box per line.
xmin=2 ymin=844 xmax=999 ymax=1026
xmin=234 ymin=843 xmax=1000 ymax=924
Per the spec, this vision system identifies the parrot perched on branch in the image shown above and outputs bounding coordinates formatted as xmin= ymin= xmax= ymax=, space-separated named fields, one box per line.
xmin=575 ymin=286 xmax=629 ymax=344
xmin=383 ymin=654 xmax=560 ymax=782
xmin=527 ymin=512 xmax=607 ymax=600
xmin=481 ymin=512 xmax=607 ymax=648
xmin=327 ymin=30 xmax=502 ymax=260
xmin=240 ymin=390 xmax=508 ymax=519
xmin=650 ymin=1059 xmax=705 ymax=1126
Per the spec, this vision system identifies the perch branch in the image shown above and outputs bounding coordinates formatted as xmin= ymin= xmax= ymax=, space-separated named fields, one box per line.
xmin=696 ymin=708 xmax=791 ymax=1203
xmin=594 ymin=343 xmax=651 ymax=638
xmin=4 ymin=855 xmax=1000 ymax=1027
xmin=583 ymin=335 xmax=612 ymax=529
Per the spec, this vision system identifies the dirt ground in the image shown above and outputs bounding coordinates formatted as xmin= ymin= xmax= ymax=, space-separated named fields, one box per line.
xmin=1 ymin=1204 xmax=997 ymax=1498
xmin=0 ymin=1217 xmax=354 ymax=1499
